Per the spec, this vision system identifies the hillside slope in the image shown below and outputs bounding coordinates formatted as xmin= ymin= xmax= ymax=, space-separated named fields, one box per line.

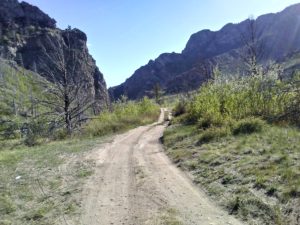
xmin=0 ymin=0 xmax=109 ymax=112
xmin=110 ymin=3 xmax=300 ymax=100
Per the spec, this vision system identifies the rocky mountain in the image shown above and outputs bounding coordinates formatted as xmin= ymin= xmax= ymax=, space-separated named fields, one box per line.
xmin=110 ymin=3 xmax=300 ymax=100
xmin=0 ymin=0 xmax=109 ymax=113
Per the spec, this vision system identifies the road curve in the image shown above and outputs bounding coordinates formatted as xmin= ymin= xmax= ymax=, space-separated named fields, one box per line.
xmin=81 ymin=109 xmax=244 ymax=225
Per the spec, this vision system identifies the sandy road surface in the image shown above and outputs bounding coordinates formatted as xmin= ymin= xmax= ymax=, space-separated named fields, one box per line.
xmin=81 ymin=110 xmax=244 ymax=225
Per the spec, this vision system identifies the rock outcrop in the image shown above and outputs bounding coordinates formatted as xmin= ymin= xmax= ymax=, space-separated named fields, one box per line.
xmin=110 ymin=3 xmax=300 ymax=100
xmin=0 ymin=0 xmax=109 ymax=112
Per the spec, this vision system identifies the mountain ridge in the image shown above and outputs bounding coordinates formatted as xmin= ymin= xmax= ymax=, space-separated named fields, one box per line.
xmin=110 ymin=3 xmax=300 ymax=100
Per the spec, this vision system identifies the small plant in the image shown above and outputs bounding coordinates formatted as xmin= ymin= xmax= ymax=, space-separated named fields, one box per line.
xmin=232 ymin=118 xmax=265 ymax=135
xmin=22 ymin=119 xmax=45 ymax=146
xmin=173 ymin=101 xmax=187 ymax=117
xmin=228 ymin=196 xmax=241 ymax=215
xmin=197 ymin=127 xmax=230 ymax=145
xmin=197 ymin=117 xmax=214 ymax=130
xmin=254 ymin=175 xmax=267 ymax=189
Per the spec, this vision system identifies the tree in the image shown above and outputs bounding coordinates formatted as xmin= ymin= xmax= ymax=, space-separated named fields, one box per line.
xmin=38 ymin=29 xmax=94 ymax=135
xmin=239 ymin=17 xmax=265 ymax=76
xmin=152 ymin=83 xmax=164 ymax=104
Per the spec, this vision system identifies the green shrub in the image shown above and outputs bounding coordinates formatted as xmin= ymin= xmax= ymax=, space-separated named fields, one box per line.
xmin=232 ymin=118 xmax=265 ymax=135
xmin=84 ymin=97 xmax=160 ymax=137
xmin=197 ymin=127 xmax=230 ymax=145
xmin=187 ymin=69 xmax=298 ymax=126
xmin=52 ymin=129 xmax=68 ymax=140
xmin=173 ymin=101 xmax=187 ymax=117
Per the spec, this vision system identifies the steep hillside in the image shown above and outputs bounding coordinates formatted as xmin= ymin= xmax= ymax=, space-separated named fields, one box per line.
xmin=0 ymin=59 xmax=49 ymax=139
xmin=0 ymin=0 xmax=109 ymax=112
xmin=110 ymin=3 xmax=300 ymax=100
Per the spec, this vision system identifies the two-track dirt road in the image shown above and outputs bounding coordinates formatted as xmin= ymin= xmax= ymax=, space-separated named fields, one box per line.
xmin=81 ymin=109 xmax=244 ymax=225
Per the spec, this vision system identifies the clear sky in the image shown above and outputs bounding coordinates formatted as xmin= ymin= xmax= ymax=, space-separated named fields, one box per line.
xmin=24 ymin=0 xmax=300 ymax=87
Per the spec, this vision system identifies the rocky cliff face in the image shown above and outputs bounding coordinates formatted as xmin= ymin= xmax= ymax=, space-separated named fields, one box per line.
xmin=0 ymin=0 xmax=109 ymax=112
xmin=110 ymin=3 xmax=300 ymax=100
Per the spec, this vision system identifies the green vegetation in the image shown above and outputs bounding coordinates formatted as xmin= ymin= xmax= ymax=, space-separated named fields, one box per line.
xmin=0 ymin=60 xmax=53 ymax=146
xmin=0 ymin=60 xmax=160 ymax=145
xmin=232 ymin=118 xmax=265 ymax=135
xmin=188 ymin=69 xmax=299 ymax=126
xmin=0 ymin=136 xmax=109 ymax=225
xmin=164 ymin=68 xmax=300 ymax=224
xmin=0 ymin=60 xmax=160 ymax=224
xmin=84 ymin=96 xmax=160 ymax=137
xmin=149 ymin=208 xmax=183 ymax=225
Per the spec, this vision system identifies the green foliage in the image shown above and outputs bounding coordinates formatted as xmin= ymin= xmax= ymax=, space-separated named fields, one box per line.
xmin=84 ymin=97 xmax=160 ymax=137
xmin=0 ymin=60 xmax=160 ymax=144
xmin=197 ymin=127 xmax=230 ymax=145
xmin=22 ymin=119 xmax=47 ymax=146
xmin=232 ymin=117 xmax=265 ymax=135
xmin=188 ymin=69 xmax=298 ymax=126
xmin=173 ymin=100 xmax=187 ymax=117
xmin=0 ymin=60 xmax=51 ymax=144
xmin=165 ymin=67 xmax=300 ymax=224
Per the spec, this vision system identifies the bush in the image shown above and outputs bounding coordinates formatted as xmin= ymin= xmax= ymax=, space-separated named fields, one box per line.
xmin=22 ymin=120 xmax=45 ymax=146
xmin=173 ymin=101 xmax=187 ymax=117
xmin=84 ymin=97 xmax=160 ymax=137
xmin=197 ymin=127 xmax=230 ymax=145
xmin=232 ymin=118 xmax=265 ymax=135
xmin=187 ymin=69 xmax=297 ymax=126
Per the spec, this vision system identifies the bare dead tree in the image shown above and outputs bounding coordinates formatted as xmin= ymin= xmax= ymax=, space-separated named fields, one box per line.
xmin=239 ymin=17 xmax=265 ymax=76
xmin=145 ymin=83 xmax=164 ymax=104
xmin=37 ymin=29 xmax=94 ymax=135
xmin=153 ymin=83 xmax=164 ymax=104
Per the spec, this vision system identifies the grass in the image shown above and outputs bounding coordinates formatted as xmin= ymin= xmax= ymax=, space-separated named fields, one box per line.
xmin=0 ymin=136 xmax=110 ymax=225
xmin=232 ymin=118 xmax=265 ymax=135
xmin=150 ymin=208 xmax=183 ymax=225
xmin=163 ymin=123 xmax=300 ymax=225
xmin=0 ymin=94 xmax=160 ymax=224
xmin=84 ymin=97 xmax=160 ymax=137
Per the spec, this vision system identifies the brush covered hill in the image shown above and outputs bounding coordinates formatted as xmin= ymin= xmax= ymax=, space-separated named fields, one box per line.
xmin=109 ymin=3 xmax=300 ymax=100
xmin=0 ymin=0 xmax=109 ymax=113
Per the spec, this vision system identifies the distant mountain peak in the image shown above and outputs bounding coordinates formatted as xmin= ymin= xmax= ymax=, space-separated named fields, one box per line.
xmin=109 ymin=3 xmax=300 ymax=100
xmin=0 ymin=0 xmax=56 ymax=28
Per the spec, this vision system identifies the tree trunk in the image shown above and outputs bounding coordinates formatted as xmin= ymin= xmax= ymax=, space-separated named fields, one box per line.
xmin=64 ymin=92 xmax=72 ymax=135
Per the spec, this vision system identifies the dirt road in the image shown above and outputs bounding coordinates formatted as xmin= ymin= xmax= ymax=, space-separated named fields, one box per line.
xmin=81 ymin=110 xmax=244 ymax=225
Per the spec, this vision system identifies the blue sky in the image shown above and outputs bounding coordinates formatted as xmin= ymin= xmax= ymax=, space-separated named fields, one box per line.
xmin=24 ymin=0 xmax=300 ymax=87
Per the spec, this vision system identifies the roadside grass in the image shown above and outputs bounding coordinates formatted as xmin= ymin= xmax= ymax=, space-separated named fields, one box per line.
xmin=163 ymin=123 xmax=300 ymax=225
xmin=0 ymin=136 xmax=110 ymax=225
xmin=84 ymin=97 xmax=160 ymax=137
xmin=150 ymin=208 xmax=183 ymax=225
xmin=0 ymin=96 xmax=161 ymax=225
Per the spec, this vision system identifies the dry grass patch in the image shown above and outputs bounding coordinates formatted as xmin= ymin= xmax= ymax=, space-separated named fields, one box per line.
xmin=0 ymin=137 xmax=109 ymax=225
xmin=163 ymin=123 xmax=300 ymax=225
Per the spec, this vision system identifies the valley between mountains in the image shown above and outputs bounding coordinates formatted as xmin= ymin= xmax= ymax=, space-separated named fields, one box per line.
xmin=1 ymin=1 xmax=300 ymax=225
